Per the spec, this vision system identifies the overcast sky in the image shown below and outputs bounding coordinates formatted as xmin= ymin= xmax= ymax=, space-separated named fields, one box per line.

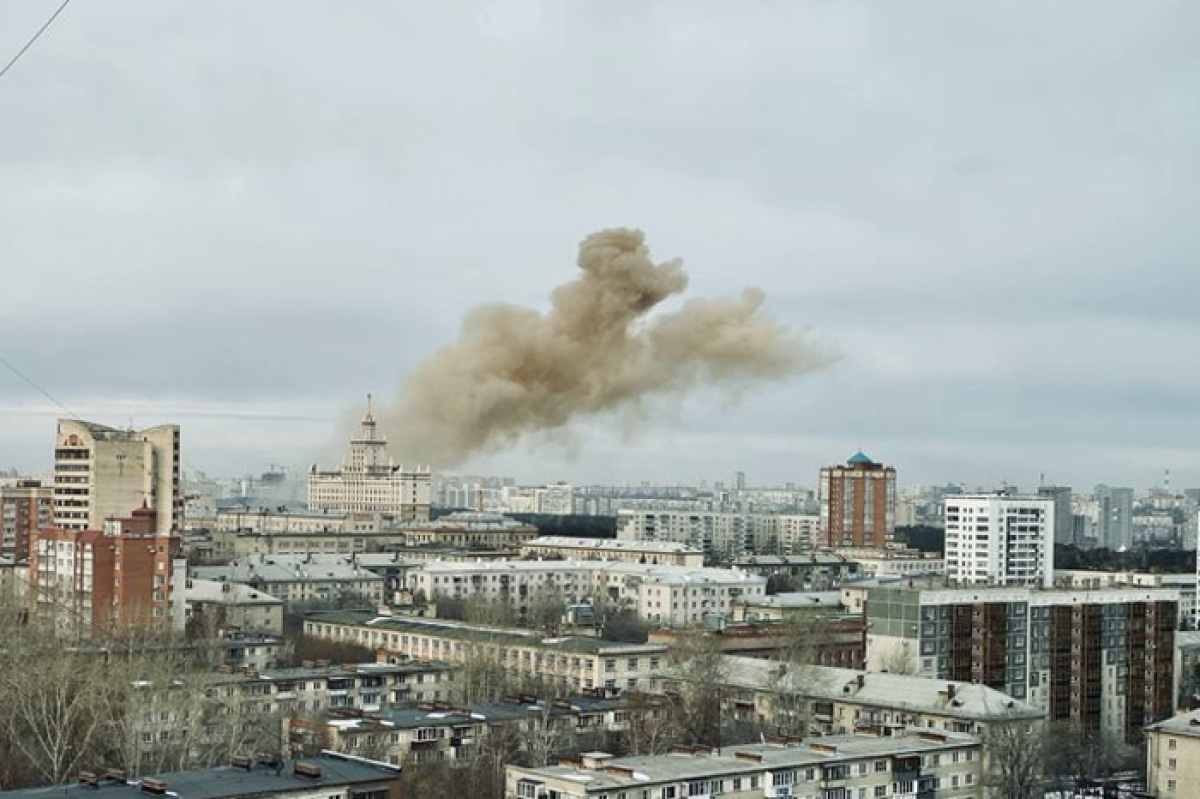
xmin=2 ymin=1 xmax=1198 ymax=492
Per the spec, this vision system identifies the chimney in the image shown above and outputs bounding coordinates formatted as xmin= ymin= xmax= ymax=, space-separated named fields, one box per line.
xmin=140 ymin=778 xmax=168 ymax=795
xmin=294 ymin=762 xmax=323 ymax=779
xmin=856 ymin=674 xmax=865 ymax=688
xmin=947 ymin=684 xmax=956 ymax=700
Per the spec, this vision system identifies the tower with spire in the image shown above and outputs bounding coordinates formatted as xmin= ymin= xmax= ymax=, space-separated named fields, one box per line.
xmin=308 ymin=396 xmax=432 ymax=520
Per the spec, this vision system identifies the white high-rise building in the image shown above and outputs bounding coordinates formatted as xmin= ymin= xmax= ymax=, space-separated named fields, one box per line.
xmin=54 ymin=419 xmax=181 ymax=537
xmin=308 ymin=398 xmax=431 ymax=520
xmin=943 ymin=493 xmax=1054 ymax=588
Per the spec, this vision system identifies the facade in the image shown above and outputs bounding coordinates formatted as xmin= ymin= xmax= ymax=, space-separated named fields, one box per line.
xmin=183 ymin=577 xmax=285 ymax=635
xmin=655 ymin=655 xmax=1042 ymax=740
xmin=0 ymin=752 xmax=402 ymax=799
xmin=1145 ymin=708 xmax=1200 ymax=799
xmin=190 ymin=554 xmax=385 ymax=609
xmin=308 ymin=399 xmax=431 ymax=520
xmin=209 ymin=509 xmax=404 ymax=560
xmin=408 ymin=559 xmax=767 ymax=627
xmin=1055 ymin=570 xmax=1195 ymax=631
xmin=943 ymin=493 xmax=1054 ymax=588
xmin=31 ymin=504 xmax=180 ymax=639
xmin=520 ymin=536 xmax=705 ymax=567
xmin=864 ymin=585 xmax=1177 ymax=743
xmin=650 ymin=616 xmax=867 ymax=669
xmin=1037 ymin=485 xmax=1075 ymax=545
xmin=303 ymin=611 xmax=668 ymax=696
xmin=838 ymin=548 xmax=946 ymax=579
xmin=400 ymin=511 xmax=539 ymax=548
xmin=0 ymin=479 xmax=53 ymax=560
xmin=1094 ymin=484 xmax=1135 ymax=550
xmin=506 ymin=729 xmax=984 ymax=799
xmin=732 ymin=554 xmax=862 ymax=590
xmin=309 ymin=695 xmax=657 ymax=768
xmin=819 ymin=451 xmax=897 ymax=548
xmin=54 ymin=418 xmax=181 ymax=537
xmin=616 ymin=511 xmax=818 ymax=561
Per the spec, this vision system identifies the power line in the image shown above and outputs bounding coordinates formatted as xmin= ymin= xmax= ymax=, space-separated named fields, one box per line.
xmin=0 ymin=353 xmax=79 ymax=419
xmin=0 ymin=0 xmax=72 ymax=83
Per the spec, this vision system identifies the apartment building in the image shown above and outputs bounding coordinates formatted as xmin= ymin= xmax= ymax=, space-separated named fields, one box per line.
xmin=1145 ymin=707 xmax=1200 ymax=799
xmin=31 ymin=503 xmax=180 ymax=639
xmin=616 ymin=511 xmax=816 ymax=561
xmin=819 ymin=451 xmax=897 ymax=548
xmin=836 ymin=547 xmax=946 ymax=579
xmin=303 ymin=611 xmax=668 ymax=695
xmin=654 ymin=656 xmax=1042 ymax=739
xmin=0 ymin=479 xmax=52 ymax=560
xmin=308 ymin=398 xmax=431 ymax=520
xmin=210 ymin=508 xmax=402 ymax=560
xmin=520 ymin=536 xmax=705 ymax=568
xmin=54 ymin=419 xmax=181 ymax=537
xmin=864 ymin=585 xmax=1177 ymax=743
xmin=943 ymin=494 xmax=1054 ymax=588
xmin=732 ymin=554 xmax=862 ymax=590
xmin=0 ymin=752 xmax=402 ymax=799
xmin=190 ymin=553 xmax=385 ymax=608
xmin=183 ymin=578 xmax=284 ymax=635
xmin=400 ymin=511 xmax=539 ymax=548
xmin=1056 ymin=570 xmax=1196 ymax=631
xmin=408 ymin=559 xmax=767 ymax=627
xmin=310 ymin=694 xmax=656 ymax=767
xmin=506 ymin=729 xmax=984 ymax=799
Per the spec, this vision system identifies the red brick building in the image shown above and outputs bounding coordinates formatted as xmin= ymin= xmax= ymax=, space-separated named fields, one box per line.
xmin=819 ymin=452 xmax=896 ymax=548
xmin=1 ymin=479 xmax=53 ymax=561
xmin=31 ymin=503 xmax=179 ymax=639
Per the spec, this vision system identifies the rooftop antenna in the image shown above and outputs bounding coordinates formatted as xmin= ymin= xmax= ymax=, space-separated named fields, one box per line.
xmin=1039 ymin=472 xmax=1045 ymax=488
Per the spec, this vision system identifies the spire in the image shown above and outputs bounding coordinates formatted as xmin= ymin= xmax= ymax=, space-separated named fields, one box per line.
xmin=365 ymin=394 xmax=374 ymax=423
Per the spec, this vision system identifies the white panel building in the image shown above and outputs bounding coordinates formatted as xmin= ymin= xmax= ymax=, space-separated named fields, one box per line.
xmin=943 ymin=493 xmax=1054 ymax=588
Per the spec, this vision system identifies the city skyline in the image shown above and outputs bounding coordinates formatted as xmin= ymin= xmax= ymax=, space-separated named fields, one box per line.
xmin=1 ymin=3 xmax=1198 ymax=490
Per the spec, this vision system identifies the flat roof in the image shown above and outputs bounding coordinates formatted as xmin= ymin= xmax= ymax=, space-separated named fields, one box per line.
xmin=0 ymin=752 xmax=398 ymax=798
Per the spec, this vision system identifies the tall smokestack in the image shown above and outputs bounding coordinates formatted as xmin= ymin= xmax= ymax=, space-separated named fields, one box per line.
xmin=384 ymin=227 xmax=835 ymax=466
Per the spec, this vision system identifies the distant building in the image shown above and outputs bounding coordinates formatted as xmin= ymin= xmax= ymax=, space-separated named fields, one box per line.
xmin=308 ymin=398 xmax=431 ymax=520
xmin=943 ymin=493 xmax=1054 ymax=588
xmin=1095 ymin=484 xmax=1134 ymax=550
xmin=303 ymin=610 xmax=668 ymax=696
xmin=520 ymin=536 xmax=705 ymax=567
xmin=819 ymin=451 xmax=896 ymax=547
xmin=0 ymin=479 xmax=52 ymax=560
xmin=616 ymin=510 xmax=815 ymax=560
xmin=54 ymin=418 xmax=181 ymax=537
xmin=31 ymin=503 xmax=180 ymax=639
xmin=1037 ymin=485 xmax=1075 ymax=545
xmin=400 ymin=511 xmax=538 ymax=549
xmin=183 ymin=577 xmax=284 ymax=636
xmin=190 ymin=554 xmax=385 ymax=609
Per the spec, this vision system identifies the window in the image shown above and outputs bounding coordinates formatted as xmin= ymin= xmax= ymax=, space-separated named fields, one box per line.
xmin=1168 ymin=758 xmax=1177 ymax=770
xmin=516 ymin=781 xmax=541 ymax=799
xmin=1169 ymin=738 xmax=1177 ymax=750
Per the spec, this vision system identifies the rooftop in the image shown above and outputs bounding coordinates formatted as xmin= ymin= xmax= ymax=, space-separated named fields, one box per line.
xmin=190 ymin=554 xmax=385 ymax=585
xmin=305 ymin=610 xmax=667 ymax=655
xmin=184 ymin=578 xmax=282 ymax=606
xmin=0 ymin=752 xmax=398 ymax=798
xmin=511 ymin=728 xmax=978 ymax=790
xmin=1147 ymin=707 xmax=1200 ymax=739
xmin=525 ymin=536 xmax=703 ymax=555
xmin=663 ymin=656 xmax=1043 ymax=722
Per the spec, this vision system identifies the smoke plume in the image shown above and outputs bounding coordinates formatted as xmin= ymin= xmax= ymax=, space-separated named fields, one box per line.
xmin=386 ymin=228 xmax=834 ymax=466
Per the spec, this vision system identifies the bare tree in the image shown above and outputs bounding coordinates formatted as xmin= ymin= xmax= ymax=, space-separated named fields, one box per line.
xmin=621 ymin=693 xmax=679 ymax=756
xmin=665 ymin=627 xmax=729 ymax=747
xmin=982 ymin=713 xmax=1046 ymax=799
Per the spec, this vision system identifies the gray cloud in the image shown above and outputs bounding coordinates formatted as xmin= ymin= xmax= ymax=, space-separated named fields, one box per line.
xmin=0 ymin=1 xmax=1197 ymax=488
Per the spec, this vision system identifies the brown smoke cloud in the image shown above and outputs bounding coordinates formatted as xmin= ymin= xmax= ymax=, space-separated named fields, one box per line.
xmin=385 ymin=227 xmax=835 ymax=466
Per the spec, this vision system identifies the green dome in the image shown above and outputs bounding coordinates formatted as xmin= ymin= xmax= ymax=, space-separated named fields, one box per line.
xmin=847 ymin=451 xmax=875 ymax=465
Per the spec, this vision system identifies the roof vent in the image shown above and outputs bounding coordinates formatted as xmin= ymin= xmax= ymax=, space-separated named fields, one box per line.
xmin=294 ymin=762 xmax=323 ymax=779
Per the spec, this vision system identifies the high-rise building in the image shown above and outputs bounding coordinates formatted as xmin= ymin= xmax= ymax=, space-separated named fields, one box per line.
xmin=0 ymin=479 xmax=53 ymax=560
xmin=1037 ymin=485 xmax=1074 ymax=546
xmin=819 ymin=451 xmax=896 ymax=547
xmin=31 ymin=503 xmax=180 ymax=639
xmin=865 ymin=584 xmax=1177 ymax=744
xmin=1095 ymin=485 xmax=1134 ymax=550
xmin=944 ymin=493 xmax=1055 ymax=588
xmin=734 ymin=470 xmax=747 ymax=491
xmin=53 ymin=419 xmax=181 ymax=537
xmin=308 ymin=397 xmax=431 ymax=520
